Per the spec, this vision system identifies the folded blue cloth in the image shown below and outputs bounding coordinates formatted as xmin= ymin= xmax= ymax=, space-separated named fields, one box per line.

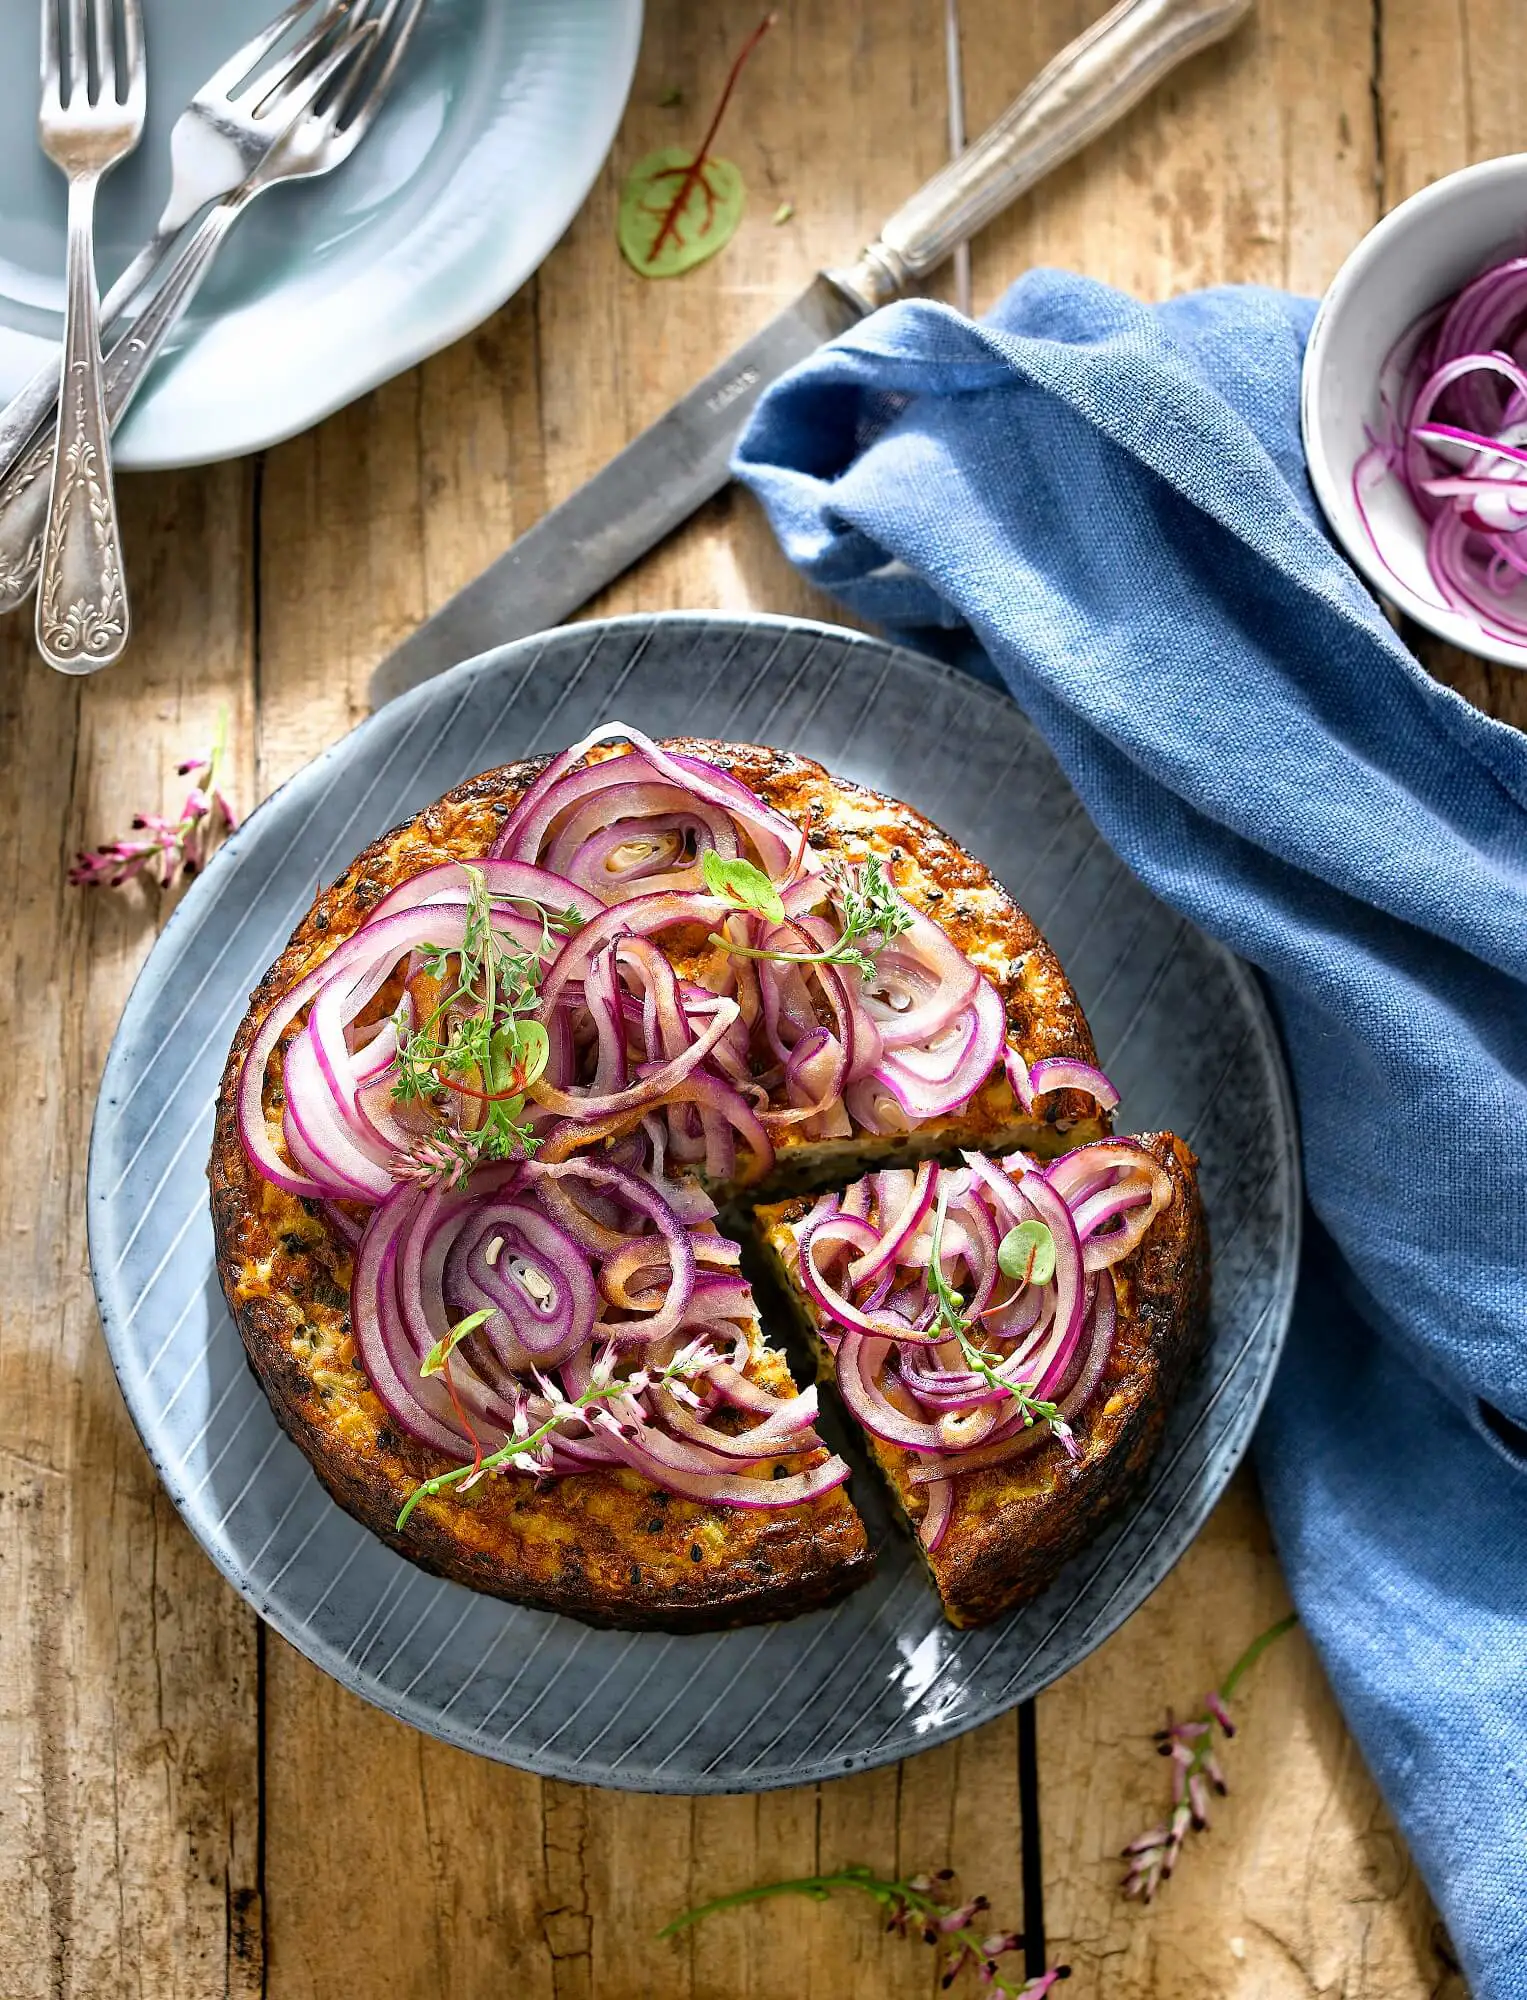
xmin=734 ymin=272 xmax=1527 ymax=1998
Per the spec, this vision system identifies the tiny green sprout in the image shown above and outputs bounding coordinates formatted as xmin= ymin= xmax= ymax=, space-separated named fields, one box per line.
xmin=927 ymin=1183 xmax=1065 ymax=1434
xmin=998 ymin=1220 xmax=1057 ymax=1288
xmin=389 ymin=866 xmax=562 ymax=1180
xmin=421 ymin=1309 xmax=492 ymax=1380
xmin=772 ymin=200 xmax=795 ymax=225
xmin=709 ymin=852 xmax=912 ymax=984
xmin=701 ymin=847 xmax=787 ymax=921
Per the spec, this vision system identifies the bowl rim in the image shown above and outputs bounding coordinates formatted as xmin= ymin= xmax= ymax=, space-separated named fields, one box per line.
xmin=1301 ymin=150 xmax=1527 ymax=672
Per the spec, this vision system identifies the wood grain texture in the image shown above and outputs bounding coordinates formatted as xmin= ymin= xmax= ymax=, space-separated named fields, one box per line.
xmin=0 ymin=464 xmax=261 ymax=1999
xmin=4 ymin=0 xmax=1518 ymax=1994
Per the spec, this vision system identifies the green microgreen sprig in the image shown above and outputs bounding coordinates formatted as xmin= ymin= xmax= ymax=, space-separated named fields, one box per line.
xmin=927 ymin=1182 xmax=1070 ymax=1439
xmin=998 ymin=1219 xmax=1057 ymax=1287
xmin=708 ymin=851 xmax=913 ymax=984
xmin=700 ymin=847 xmax=786 ymax=921
xmin=659 ymin=1864 xmax=1068 ymax=1996
xmin=420 ymin=1309 xmax=493 ymax=1379
xmin=391 ymin=868 xmax=580 ymax=1186
xmin=394 ymin=1337 xmax=720 ymax=1534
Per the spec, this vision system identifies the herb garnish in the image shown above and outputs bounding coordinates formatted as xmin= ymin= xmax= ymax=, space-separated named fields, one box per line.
xmin=69 ymin=711 xmax=240 ymax=889
xmin=660 ymin=1864 xmax=1068 ymax=1995
xmin=700 ymin=845 xmax=787 ymax=920
xmin=390 ymin=867 xmax=574 ymax=1186
xmin=420 ymin=1308 xmax=493 ymax=1380
xmin=617 ymin=13 xmax=777 ymax=278
xmin=1122 ymin=1613 xmax=1299 ymax=1900
xmin=709 ymin=852 xmax=913 ymax=984
xmin=998 ymin=1219 xmax=1056 ymax=1287
xmin=395 ymin=1337 xmax=720 ymax=1533
xmin=418 ymin=1308 xmax=494 ymax=1482
xmin=928 ymin=1182 xmax=1071 ymax=1442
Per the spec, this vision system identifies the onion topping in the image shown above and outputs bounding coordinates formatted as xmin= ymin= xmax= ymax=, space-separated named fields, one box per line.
xmin=353 ymin=1144 xmax=843 ymax=1525
xmin=232 ymin=723 xmax=1124 ymax=1525
xmin=785 ymin=1143 xmax=1172 ymax=1523
xmin=1354 ymin=257 xmax=1527 ymax=643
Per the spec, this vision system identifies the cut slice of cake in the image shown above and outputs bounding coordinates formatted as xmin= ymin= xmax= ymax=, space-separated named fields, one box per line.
xmin=754 ymin=1134 xmax=1209 ymax=1628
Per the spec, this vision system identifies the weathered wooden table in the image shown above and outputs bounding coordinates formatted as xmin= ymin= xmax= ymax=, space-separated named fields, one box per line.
xmin=3 ymin=3 xmax=1516 ymax=1994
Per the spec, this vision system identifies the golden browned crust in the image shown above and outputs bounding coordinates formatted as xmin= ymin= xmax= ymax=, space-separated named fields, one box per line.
xmin=208 ymin=1153 xmax=873 ymax=1632
xmin=208 ymin=739 xmax=1113 ymax=1631
xmin=755 ymin=1133 xmax=1210 ymax=1629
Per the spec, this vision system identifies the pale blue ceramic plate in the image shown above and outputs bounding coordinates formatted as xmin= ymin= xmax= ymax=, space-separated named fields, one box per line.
xmin=89 ymin=615 xmax=1300 ymax=1791
xmin=0 ymin=0 xmax=642 ymax=468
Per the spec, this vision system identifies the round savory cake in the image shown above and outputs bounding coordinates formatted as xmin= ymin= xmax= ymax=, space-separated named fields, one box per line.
xmin=209 ymin=735 xmax=1121 ymax=1630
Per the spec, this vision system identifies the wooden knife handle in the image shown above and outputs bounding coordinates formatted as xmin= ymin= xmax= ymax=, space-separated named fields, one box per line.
xmin=831 ymin=0 xmax=1253 ymax=309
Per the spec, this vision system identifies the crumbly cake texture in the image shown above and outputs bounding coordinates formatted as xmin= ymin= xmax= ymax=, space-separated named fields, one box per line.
xmin=210 ymin=739 xmax=1156 ymax=1631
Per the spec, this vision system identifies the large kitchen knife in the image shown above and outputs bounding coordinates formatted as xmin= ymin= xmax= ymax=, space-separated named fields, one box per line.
xmin=370 ymin=0 xmax=1251 ymax=709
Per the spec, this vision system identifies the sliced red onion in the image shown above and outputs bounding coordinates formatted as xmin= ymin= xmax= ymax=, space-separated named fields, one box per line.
xmin=594 ymin=1416 xmax=849 ymax=1508
xmin=491 ymin=723 xmax=805 ymax=879
xmin=351 ymin=1187 xmax=476 ymax=1455
xmin=870 ymin=976 xmax=1007 ymax=1122
xmin=834 ymin=1334 xmax=953 ymax=1450
xmin=1006 ymin=1054 xmax=1121 ymax=1115
xmin=528 ymin=1158 xmax=695 ymax=1343
xmin=1046 ymin=1141 xmax=1174 ymax=1270
xmin=656 ymin=1380 xmax=820 ymax=1458
xmin=441 ymin=1197 xmax=597 ymax=1372
xmin=1354 ymin=258 xmax=1527 ymax=643
xmin=918 ymin=1476 xmax=954 ymax=1553
xmin=847 ymin=1161 xmax=934 ymax=1284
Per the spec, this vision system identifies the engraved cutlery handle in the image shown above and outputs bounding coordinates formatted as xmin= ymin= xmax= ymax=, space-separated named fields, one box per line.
xmin=0 ymin=231 xmax=171 ymax=493
xmin=36 ymin=176 xmax=129 ymax=671
xmin=0 ymin=199 xmax=239 ymax=619
xmin=833 ymin=0 xmax=1254 ymax=308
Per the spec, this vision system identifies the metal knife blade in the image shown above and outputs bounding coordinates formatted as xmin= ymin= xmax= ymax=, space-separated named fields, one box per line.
xmin=367 ymin=0 xmax=1254 ymax=710
xmin=368 ymin=276 xmax=863 ymax=708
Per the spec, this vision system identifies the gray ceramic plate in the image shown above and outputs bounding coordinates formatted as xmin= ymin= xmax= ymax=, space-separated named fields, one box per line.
xmin=88 ymin=614 xmax=1299 ymax=1793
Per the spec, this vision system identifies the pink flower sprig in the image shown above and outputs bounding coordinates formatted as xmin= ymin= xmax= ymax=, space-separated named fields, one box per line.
xmin=659 ymin=1863 xmax=1068 ymax=1995
xmin=1122 ymin=1610 xmax=1299 ymax=1902
xmin=70 ymin=716 xmax=240 ymax=889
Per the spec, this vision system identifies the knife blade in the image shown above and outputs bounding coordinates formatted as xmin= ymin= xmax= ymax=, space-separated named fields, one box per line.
xmin=369 ymin=0 xmax=1253 ymax=710
xmin=369 ymin=276 xmax=863 ymax=707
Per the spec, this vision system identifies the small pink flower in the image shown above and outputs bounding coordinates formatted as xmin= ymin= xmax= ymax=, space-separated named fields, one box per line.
xmin=71 ymin=725 xmax=239 ymax=894
xmin=1021 ymin=1971 xmax=1070 ymax=1997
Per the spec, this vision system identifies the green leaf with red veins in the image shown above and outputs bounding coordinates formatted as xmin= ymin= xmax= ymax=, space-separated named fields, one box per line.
xmin=619 ymin=146 xmax=747 ymax=277
xmin=701 ymin=846 xmax=786 ymax=921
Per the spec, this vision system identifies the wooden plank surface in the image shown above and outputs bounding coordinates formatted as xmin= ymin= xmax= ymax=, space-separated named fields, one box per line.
xmin=0 ymin=1 xmax=1513 ymax=1994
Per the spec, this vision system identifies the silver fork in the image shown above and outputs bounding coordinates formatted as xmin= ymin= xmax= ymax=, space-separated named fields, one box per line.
xmin=0 ymin=0 xmax=355 ymax=493
xmin=0 ymin=0 xmax=424 ymax=625
xmin=35 ymin=0 xmax=146 ymax=672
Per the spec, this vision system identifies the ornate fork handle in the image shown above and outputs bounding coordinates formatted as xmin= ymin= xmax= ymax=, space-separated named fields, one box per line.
xmin=36 ymin=174 xmax=129 ymax=671
xmin=0 ymin=198 xmax=240 ymax=618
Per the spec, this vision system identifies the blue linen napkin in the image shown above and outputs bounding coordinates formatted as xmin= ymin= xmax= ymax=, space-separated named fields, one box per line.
xmin=733 ymin=272 xmax=1527 ymax=1998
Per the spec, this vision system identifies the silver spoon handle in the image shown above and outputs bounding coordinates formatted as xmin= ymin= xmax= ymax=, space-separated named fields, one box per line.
xmin=36 ymin=174 xmax=129 ymax=672
xmin=0 ymin=198 xmax=239 ymax=618
xmin=833 ymin=0 xmax=1254 ymax=308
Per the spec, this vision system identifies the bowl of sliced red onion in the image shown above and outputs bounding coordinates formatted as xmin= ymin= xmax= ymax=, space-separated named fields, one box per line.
xmin=1302 ymin=154 xmax=1527 ymax=667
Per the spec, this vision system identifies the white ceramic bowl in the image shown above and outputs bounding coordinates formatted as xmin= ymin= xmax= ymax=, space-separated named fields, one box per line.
xmin=1301 ymin=153 xmax=1527 ymax=670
